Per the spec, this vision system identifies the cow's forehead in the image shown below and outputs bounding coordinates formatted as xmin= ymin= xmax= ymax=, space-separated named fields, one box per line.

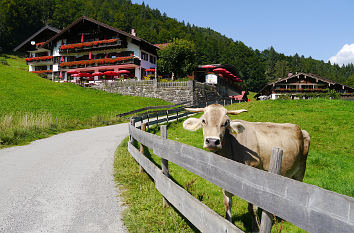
xmin=203 ymin=105 xmax=228 ymax=123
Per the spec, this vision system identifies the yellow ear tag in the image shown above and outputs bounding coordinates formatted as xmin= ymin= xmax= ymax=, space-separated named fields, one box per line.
xmin=231 ymin=129 xmax=238 ymax=135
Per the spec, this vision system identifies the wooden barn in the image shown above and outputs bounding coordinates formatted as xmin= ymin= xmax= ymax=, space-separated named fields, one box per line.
xmin=255 ymin=72 xmax=354 ymax=100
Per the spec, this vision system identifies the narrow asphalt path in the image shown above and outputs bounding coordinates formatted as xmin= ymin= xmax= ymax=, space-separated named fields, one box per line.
xmin=0 ymin=123 xmax=129 ymax=233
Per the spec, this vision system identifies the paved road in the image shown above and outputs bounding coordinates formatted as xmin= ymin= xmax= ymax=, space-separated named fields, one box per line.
xmin=0 ymin=124 xmax=129 ymax=233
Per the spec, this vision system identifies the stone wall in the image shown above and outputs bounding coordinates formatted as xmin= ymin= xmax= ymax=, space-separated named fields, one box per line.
xmin=91 ymin=80 xmax=238 ymax=104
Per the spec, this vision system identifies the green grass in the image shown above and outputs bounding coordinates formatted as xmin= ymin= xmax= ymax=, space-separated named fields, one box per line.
xmin=0 ymin=54 xmax=168 ymax=147
xmin=114 ymin=98 xmax=354 ymax=232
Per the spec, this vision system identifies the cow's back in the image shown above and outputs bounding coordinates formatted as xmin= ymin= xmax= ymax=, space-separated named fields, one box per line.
xmin=230 ymin=120 xmax=308 ymax=180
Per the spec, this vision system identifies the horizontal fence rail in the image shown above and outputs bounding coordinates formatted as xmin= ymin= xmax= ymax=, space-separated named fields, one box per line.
xmin=128 ymin=124 xmax=354 ymax=233
xmin=116 ymin=101 xmax=191 ymax=118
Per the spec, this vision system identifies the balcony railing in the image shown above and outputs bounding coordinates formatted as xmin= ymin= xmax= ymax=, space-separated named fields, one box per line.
xmin=59 ymin=56 xmax=140 ymax=68
xmin=31 ymin=70 xmax=52 ymax=74
xmin=25 ymin=56 xmax=53 ymax=64
xmin=59 ymin=39 xmax=127 ymax=53
xmin=275 ymin=88 xmax=327 ymax=92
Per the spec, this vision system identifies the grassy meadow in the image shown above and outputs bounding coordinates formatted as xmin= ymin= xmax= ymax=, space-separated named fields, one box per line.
xmin=0 ymin=55 xmax=168 ymax=147
xmin=114 ymin=98 xmax=354 ymax=233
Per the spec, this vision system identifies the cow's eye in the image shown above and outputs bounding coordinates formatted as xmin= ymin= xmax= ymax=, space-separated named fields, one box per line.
xmin=201 ymin=119 xmax=206 ymax=125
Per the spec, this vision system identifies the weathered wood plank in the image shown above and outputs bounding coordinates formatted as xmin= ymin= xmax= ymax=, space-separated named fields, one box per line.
xmin=160 ymin=125 xmax=169 ymax=207
xmin=129 ymin=125 xmax=354 ymax=233
xmin=155 ymin=171 xmax=244 ymax=233
xmin=128 ymin=141 xmax=244 ymax=233
xmin=128 ymin=142 xmax=158 ymax=180
xmin=260 ymin=148 xmax=283 ymax=233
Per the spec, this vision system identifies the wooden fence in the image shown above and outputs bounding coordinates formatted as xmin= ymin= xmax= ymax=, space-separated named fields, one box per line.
xmin=128 ymin=114 xmax=354 ymax=232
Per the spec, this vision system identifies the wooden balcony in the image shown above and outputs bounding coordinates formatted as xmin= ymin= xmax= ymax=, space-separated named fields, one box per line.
xmin=59 ymin=39 xmax=127 ymax=53
xmin=274 ymin=88 xmax=328 ymax=92
xmin=25 ymin=56 xmax=53 ymax=65
xmin=59 ymin=56 xmax=140 ymax=69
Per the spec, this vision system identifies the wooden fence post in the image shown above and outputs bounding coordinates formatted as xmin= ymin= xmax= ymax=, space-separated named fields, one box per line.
xmin=129 ymin=118 xmax=135 ymax=144
xmin=139 ymin=123 xmax=146 ymax=173
xmin=259 ymin=147 xmax=283 ymax=233
xmin=160 ymin=125 xmax=170 ymax=207
xmin=176 ymin=109 xmax=179 ymax=121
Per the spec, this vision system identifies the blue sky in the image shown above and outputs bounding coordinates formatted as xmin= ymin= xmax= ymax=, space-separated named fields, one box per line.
xmin=132 ymin=0 xmax=354 ymax=65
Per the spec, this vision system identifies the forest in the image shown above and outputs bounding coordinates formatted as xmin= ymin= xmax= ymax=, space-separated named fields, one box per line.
xmin=1 ymin=0 xmax=353 ymax=91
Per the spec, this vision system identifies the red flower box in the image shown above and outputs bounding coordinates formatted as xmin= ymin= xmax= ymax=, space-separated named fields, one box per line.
xmin=60 ymin=39 xmax=119 ymax=50
xmin=31 ymin=70 xmax=53 ymax=73
xmin=59 ymin=56 xmax=134 ymax=67
xmin=25 ymin=56 xmax=53 ymax=62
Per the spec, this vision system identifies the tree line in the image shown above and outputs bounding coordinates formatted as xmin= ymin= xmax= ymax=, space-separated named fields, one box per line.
xmin=1 ymin=0 xmax=353 ymax=91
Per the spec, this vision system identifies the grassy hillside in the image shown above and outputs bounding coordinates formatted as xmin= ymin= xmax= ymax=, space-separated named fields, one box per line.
xmin=0 ymin=55 xmax=168 ymax=147
xmin=114 ymin=98 xmax=354 ymax=233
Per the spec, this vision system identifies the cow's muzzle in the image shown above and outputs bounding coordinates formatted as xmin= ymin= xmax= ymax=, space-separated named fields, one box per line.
xmin=205 ymin=137 xmax=221 ymax=150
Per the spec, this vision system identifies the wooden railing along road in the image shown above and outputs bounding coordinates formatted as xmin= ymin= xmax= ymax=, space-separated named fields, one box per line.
xmin=126 ymin=104 xmax=354 ymax=233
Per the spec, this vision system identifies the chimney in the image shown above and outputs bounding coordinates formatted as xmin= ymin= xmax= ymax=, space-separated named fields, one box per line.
xmin=131 ymin=28 xmax=136 ymax=37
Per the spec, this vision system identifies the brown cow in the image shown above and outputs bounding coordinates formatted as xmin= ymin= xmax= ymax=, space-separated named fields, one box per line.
xmin=183 ymin=104 xmax=310 ymax=231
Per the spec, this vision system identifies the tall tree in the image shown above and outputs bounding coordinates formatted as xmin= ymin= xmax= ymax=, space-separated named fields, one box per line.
xmin=158 ymin=38 xmax=196 ymax=79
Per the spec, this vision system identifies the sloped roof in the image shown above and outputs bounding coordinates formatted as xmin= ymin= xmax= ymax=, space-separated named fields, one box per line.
xmin=13 ymin=25 xmax=60 ymax=52
xmin=255 ymin=72 xmax=354 ymax=97
xmin=42 ymin=16 xmax=159 ymax=50
xmin=154 ymin=43 xmax=170 ymax=49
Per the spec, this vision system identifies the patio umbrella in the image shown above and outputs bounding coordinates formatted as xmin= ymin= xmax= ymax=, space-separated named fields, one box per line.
xmin=103 ymin=71 xmax=118 ymax=76
xmin=117 ymin=70 xmax=130 ymax=74
xmin=71 ymin=74 xmax=80 ymax=77
xmin=145 ymin=68 xmax=155 ymax=72
xmin=92 ymin=72 xmax=104 ymax=76
xmin=78 ymin=73 xmax=92 ymax=77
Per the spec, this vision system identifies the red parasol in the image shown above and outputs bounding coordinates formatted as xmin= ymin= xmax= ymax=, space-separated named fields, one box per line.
xmin=145 ymin=68 xmax=155 ymax=72
xmin=117 ymin=70 xmax=130 ymax=74
xmin=92 ymin=72 xmax=104 ymax=76
xmin=103 ymin=71 xmax=118 ymax=76
xmin=78 ymin=73 xmax=92 ymax=77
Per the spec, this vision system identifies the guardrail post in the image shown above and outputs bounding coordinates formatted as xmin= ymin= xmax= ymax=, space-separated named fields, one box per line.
xmin=166 ymin=110 xmax=169 ymax=123
xmin=176 ymin=108 xmax=179 ymax=121
xmin=260 ymin=147 xmax=283 ymax=233
xmin=223 ymin=99 xmax=226 ymax=106
xmin=147 ymin=112 xmax=150 ymax=131
xmin=139 ymin=123 xmax=146 ymax=174
xmin=160 ymin=125 xmax=170 ymax=207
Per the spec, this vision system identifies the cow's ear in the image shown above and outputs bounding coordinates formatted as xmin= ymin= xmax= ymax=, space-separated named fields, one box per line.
xmin=229 ymin=121 xmax=245 ymax=134
xmin=183 ymin=118 xmax=202 ymax=131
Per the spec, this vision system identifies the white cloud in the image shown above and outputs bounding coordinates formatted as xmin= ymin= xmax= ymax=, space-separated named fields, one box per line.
xmin=329 ymin=43 xmax=354 ymax=66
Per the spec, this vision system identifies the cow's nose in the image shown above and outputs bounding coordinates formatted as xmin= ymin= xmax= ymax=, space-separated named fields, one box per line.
xmin=205 ymin=138 xmax=220 ymax=147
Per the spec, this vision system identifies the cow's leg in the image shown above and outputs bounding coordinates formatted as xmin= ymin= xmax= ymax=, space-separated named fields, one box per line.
xmin=222 ymin=189 xmax=233 ymax=221
xmin=248 ymin=203 xmax=260 ymax=232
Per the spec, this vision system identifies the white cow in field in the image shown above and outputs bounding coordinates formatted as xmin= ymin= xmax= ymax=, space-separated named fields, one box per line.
xmin=183 ymin=104 xmax=310 ymax=230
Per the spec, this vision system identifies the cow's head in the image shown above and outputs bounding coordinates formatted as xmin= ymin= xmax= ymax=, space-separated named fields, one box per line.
xmin=183 ymin=104 xmax=247 ymax=151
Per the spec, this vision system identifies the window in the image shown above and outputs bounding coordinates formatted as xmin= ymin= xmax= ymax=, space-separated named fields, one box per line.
xmin=141 ymin=52 xmax=148 ymax=61
xmin=149 ymin=55 xmax=156 ymax=64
